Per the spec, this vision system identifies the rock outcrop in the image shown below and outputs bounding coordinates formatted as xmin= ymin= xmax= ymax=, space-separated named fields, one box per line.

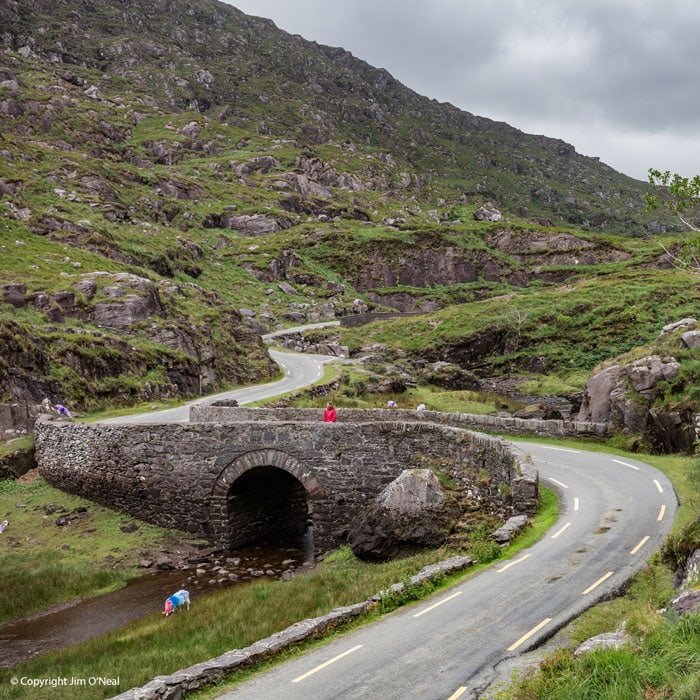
xmin=349 ymin=469 xmax=460 ymax=561
xmin=578 ymin=355 xmax=694 ymax=453
xmin=663 ymin=588 xmax=700 ymax=617
xmin=0 ymin=271 xmax=276 ymax=407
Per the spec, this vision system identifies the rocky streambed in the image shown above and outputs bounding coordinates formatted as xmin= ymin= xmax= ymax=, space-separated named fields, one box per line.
xmin=0 ymin=542 xmax=313 ymax=668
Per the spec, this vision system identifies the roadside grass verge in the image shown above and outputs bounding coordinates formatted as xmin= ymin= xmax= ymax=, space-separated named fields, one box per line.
xmin=489 ymin=443 xmax=700 ymax=700
xmin=0 ymin=489 xmax=557 ymax=700
xmin=504 ymin=611 xmax=700 ymax=700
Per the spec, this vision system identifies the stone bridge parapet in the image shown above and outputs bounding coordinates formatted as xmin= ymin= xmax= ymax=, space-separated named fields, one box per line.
xmin=191 ymin=404 xmax=608 ymax=438
xmin=35 ymin=408 xmax=539 ymax=552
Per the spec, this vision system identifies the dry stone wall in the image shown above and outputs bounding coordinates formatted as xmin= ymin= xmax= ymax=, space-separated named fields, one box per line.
xmin=194 ymin=405 xmax=608 ymax=439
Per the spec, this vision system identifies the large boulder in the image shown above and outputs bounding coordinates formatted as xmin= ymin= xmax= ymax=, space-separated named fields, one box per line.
xmin=349 ymin=469 xmax=460 ymax=561
xmin=473 ymin=203 xmax=502 ymax=222
xmin=1 ymin=283 xmax=27 ymax=307
xmin=578 ymin=355 xmax=694 ymax=453
xmin=92 ymin=273 xmax=164 ymax=330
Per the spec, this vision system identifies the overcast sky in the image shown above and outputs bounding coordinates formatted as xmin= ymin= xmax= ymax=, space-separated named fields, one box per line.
xmin=225 ymin=0 xmax=700 ymax=182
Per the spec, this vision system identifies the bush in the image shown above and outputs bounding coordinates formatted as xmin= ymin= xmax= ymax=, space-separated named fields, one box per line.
xmin=469 ymin=539 xmax=502 ymax=564
xmin=662 ymin=515 xmax=700 ymax=572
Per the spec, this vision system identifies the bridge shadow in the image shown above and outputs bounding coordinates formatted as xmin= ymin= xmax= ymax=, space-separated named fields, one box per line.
xmin=209 ymin=448 xmax=324 ymax=556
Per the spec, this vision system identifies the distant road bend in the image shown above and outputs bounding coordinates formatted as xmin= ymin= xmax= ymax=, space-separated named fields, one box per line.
xmin=100 ymin=325 xmax=677 ymax=699
xmin=101 ymin=321 xmax=340 ymax=424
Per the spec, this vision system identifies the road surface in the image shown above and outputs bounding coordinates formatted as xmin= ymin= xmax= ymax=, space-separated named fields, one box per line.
xmin=214 ymin=441 xmax=677 ymax=699
xmin=101 ymin=348 xmax=335 ymax=424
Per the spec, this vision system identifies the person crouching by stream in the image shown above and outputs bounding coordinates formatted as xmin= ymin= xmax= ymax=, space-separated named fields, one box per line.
xmin=323 ymin=401 xmax=337 ymax=422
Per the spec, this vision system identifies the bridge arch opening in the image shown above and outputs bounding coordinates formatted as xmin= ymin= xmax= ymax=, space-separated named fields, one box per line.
xmin=209 ymin=448 xmax=325 ymax=553
xmin=227 ymin=465 xmax=310 ymax=550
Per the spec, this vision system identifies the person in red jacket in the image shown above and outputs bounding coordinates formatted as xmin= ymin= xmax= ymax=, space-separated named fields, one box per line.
xmin=323 ymin=401 xmax=337 ymax=422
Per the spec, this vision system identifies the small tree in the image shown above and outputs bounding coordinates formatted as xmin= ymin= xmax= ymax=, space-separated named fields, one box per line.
xmin=646 ymin=169 xmax=700 ymax=271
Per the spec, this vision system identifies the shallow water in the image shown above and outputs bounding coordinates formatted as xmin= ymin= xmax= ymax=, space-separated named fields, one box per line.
xmin=0 ymin=544 xmax=309 ymax=668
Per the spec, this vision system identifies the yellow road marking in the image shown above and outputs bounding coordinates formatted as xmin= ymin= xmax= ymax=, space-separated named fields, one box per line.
xmin=657 ymin=504 xmax=666 ymax=521
xmin=292 ymin=645 xmax=363 ymax=683
xmin=547 ymin=477 xmax=569 ymax=489
xmin=653 ymin=479 xmax=664 ymax=493
xmin=507 ymin=618 xmax=553 ymax=651
xmin=581 ymin=571 xmax=614 ymax=595
xmin=631 ymin=536 xmax=650 ymax=555
xmin=447 ymin=687 xmax=467 ymax=699
xmin=413 ymin=591 xmax=462 ymax=618
xmin=611 ymin=458 xmax=640 ymax=471
xmin=496 ymin=554 xmax=531 ymax=573
xmin=551 ymin=522 xmax=572 ymax=539
xmin=574 ymin=497 xmax=580 ymax=511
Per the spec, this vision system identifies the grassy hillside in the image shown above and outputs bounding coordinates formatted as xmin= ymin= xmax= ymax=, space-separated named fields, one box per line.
xmin=0 ymin=0 xmax=696 ymax=434
xmin=0 ymin=0 xmax=673 ymax=235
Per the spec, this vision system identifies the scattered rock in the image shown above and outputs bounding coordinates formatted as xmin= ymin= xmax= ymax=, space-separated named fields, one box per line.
xmin=473 ymin=203 xmax=502 ymax=222
xmin=678 ymin=547 xmax=700 ymax=589
xmin=491 ymin=515 xmax=530 ymax=544
xmin=574 ymin=623 xmax=632 ymax=657
xmin=659 ymin=318 xmax=697 ymax=336
xmin=423 ymin=362 xmax=482 ymax=391
xmin=513 ymin=403 xmax=563 ymax=420
xmin=662 ymin=589 xmax=700 ymax=617
xmin=681 ymin=330 xmax=700 ymax=349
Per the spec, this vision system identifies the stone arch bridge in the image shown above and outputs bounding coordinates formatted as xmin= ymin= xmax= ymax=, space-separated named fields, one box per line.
xmin=34 ymin=407 xmax=538 ymax=553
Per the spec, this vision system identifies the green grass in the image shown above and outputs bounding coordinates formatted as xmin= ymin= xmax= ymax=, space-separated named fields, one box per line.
xmin=504 ymin=613 xmax=700 ymax=700
xmin=337 ymin=268 xmax=700 ymax=388
xmin=0 ymin=477 xmax=198 ymax=626
xmin=0 ymin=436 xmax=33 ymax=458
xmin=278 ymin=365 xmax=519 ymax=414
xmin=0 ymin=485 xmax=557 ymax=699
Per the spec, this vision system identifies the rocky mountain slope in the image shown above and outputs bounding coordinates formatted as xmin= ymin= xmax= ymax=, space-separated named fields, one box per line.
xmin=1 ymin=0 xmax=669 ymax=233
xmin=0 ymin=0 xmax=697 ymax=451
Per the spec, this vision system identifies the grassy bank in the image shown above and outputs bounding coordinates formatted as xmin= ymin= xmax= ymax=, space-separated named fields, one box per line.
xmin=0 ymin=475 xmax=199 ymax=626
xmin=0 ymin=477 xmax=556 ymax=699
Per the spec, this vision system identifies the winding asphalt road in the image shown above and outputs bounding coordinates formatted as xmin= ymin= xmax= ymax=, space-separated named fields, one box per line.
xmin=101 ymin=327 xmax=678 ymax=698
xmin=213 ymin=443 xmax=677 ymax=699
xmin=101 ymin=348 xmax=335 ymax=424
